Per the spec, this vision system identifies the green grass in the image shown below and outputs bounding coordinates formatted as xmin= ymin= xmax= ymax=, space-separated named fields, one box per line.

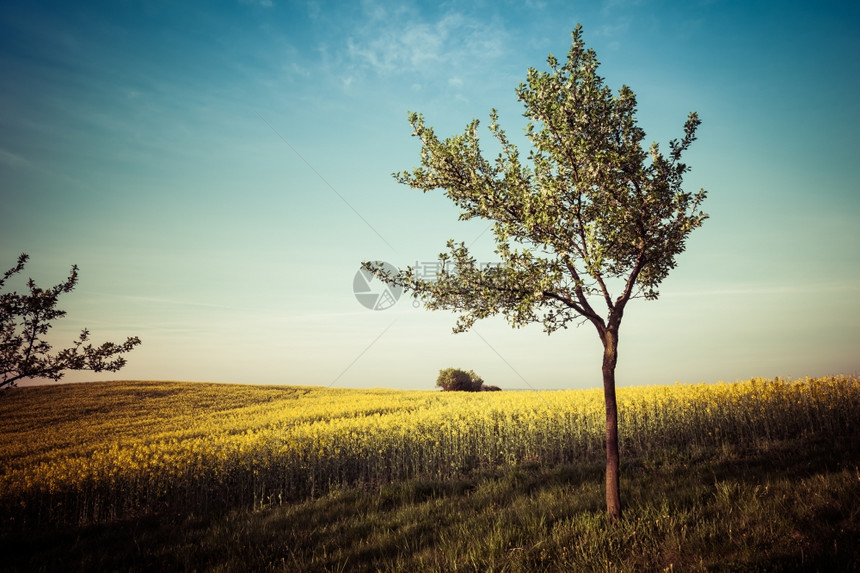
xmin=3 ymin=436 xmax=858 ymax=572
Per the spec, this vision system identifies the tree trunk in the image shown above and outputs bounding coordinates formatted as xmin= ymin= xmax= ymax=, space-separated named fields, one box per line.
xmin=601 ymin=327 xmax=622 ymax=521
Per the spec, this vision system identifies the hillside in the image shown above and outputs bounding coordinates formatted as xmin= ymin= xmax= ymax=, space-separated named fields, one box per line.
xmin=1 ymin=377 xmax=858 ymax=571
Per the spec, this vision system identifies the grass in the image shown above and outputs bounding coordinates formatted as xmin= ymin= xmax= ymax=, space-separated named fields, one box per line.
xmin=1 ymin=379 xmax=859 ymax=571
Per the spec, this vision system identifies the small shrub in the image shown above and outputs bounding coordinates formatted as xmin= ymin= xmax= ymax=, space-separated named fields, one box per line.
xmin=436 ymin=368 xmax=484 ymax=392
xmin=481 ymin=385 xmax=501 ymax=392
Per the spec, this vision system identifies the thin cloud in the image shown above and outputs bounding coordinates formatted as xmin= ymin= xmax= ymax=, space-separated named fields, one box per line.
xmin=0 ymin=149 xmax=29 ymax=167
xmin=344 ymin=5 xmax=509 ymax=79
xmin=665 ymin=281 xmax=860 ymax=298
xmin=593 ymin=20 xmax=632 ymax=38
xmin=98 ymin=293 xmax=246 ymax=311
xmin=601 ymin=0 xmax=645 ymax=13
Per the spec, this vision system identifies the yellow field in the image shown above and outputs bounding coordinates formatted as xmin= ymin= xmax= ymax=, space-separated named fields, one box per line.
xmin=1 ymin=376 xmax=858 ymax=528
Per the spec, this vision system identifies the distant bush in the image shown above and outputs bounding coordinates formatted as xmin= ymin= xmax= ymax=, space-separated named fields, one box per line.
xmin=436 ymin=368 xmax=485 ymax=392
xmin=481 ymin=385 xmax=501 ymax=392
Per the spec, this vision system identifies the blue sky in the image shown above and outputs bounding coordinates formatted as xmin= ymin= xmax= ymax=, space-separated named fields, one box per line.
xmin=2 ymin=0 xmax=858 ymax=389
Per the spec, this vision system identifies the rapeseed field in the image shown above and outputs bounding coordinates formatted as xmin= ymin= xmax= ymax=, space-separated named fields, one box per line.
xmin=1 ymin=376 xmax=857 ymax=529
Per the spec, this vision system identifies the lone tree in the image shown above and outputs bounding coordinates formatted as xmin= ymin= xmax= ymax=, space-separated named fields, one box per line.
xmin=436 ymin=367 xmax=484 ymax=392
xmin=1 ymin=254 xmax=142 ymax=389
xmin=365 ymin=25 xmax=707 ymax=520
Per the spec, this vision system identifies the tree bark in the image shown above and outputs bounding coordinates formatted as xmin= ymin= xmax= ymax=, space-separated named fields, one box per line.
xmin=601 ymin=327 xmax=622 ymax=521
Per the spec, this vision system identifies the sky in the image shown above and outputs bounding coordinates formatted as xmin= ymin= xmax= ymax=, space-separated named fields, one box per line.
xmin=1 ymin=0 xmax=858 ymax=390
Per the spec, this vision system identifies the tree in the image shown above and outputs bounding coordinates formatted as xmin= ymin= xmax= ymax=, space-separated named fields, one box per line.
xmin=1 ymin=254 xmax=142 ymax=389
xmin=365 ymin=25 xmax=707 ymax=521
xmin=436 ymin=367 xmax=484 ymax=392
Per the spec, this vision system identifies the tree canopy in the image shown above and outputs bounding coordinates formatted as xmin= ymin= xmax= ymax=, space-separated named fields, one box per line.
xmin=372 ymin=28 xmax=705 ymax=335
xmin=436 ymin=367 xmax=485 ymax=392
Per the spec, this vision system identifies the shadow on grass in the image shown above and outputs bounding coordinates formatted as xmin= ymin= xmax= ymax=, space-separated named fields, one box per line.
xmin=2 ymin=434 xmax=858 ymax=572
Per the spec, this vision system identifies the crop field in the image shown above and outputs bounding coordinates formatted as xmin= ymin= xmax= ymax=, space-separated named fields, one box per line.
xmin=1 ymin=376 xmax=859 ymax=571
